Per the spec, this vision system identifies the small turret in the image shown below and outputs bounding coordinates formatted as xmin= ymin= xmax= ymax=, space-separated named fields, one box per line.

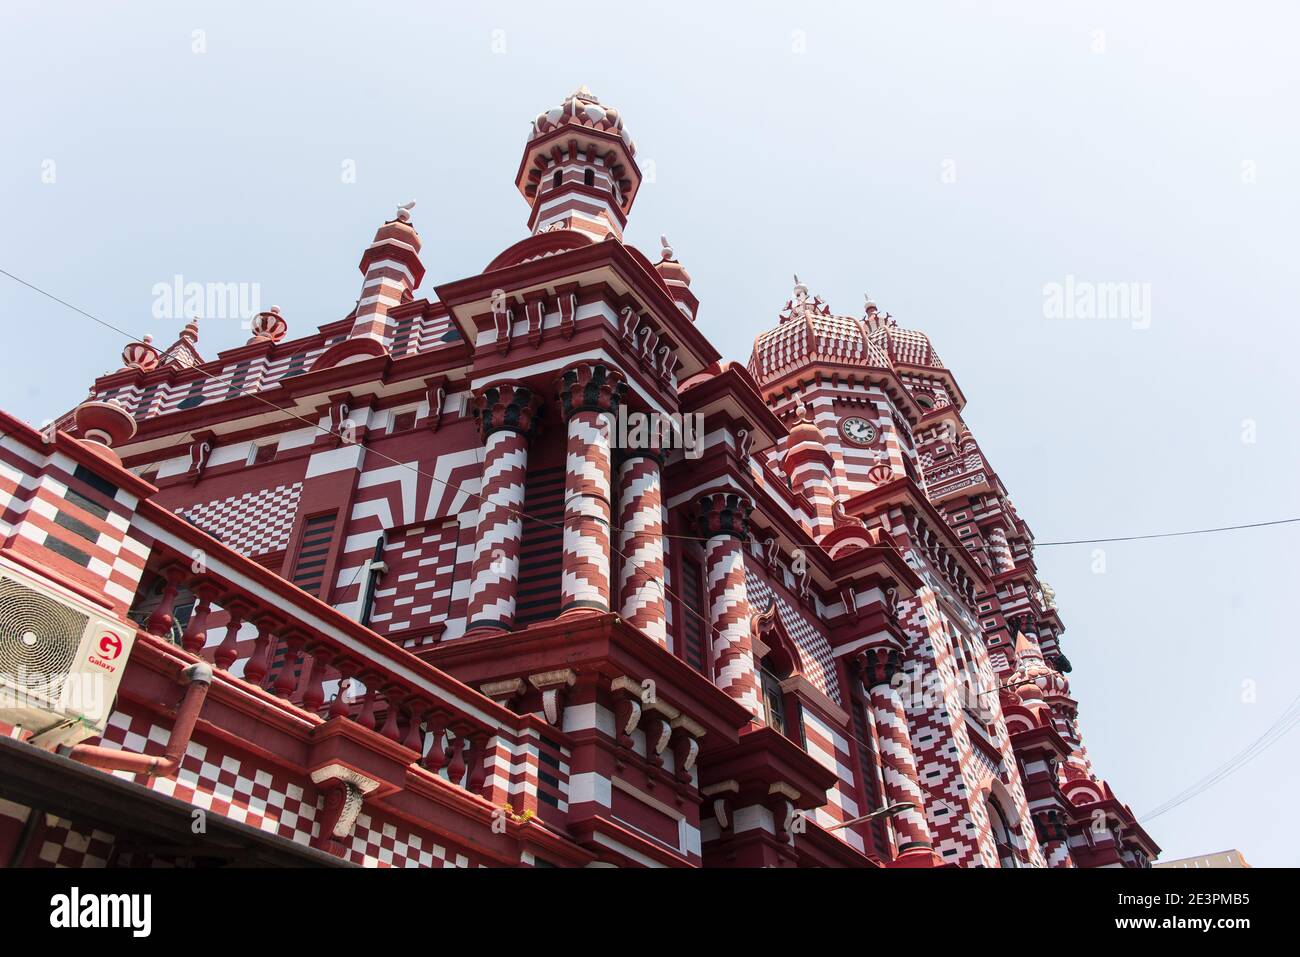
xmin=516 ymin=87 xmax=641 ymax=242
xmin=160 ymin=318 xmax=203 ymax=368
xmin=348 ymin=202 xmax=425 ymax=348
xmin=654 ymin=235 xmax=699 ymax=320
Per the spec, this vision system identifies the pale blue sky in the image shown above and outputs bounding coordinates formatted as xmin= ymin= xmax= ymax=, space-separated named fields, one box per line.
xmin=3 ymin=2 xmax=1297 ymax=864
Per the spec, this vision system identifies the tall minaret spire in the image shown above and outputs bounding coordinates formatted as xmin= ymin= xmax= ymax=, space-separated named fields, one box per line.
xmin=349 ymin=201 xmax=425 ymax=346
xmin=516 ymin=87 xmax=642 ymax=242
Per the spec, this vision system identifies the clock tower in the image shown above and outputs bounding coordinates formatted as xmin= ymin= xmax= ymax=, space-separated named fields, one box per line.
xmin=747 ymin=281 xmax=936 ymax=522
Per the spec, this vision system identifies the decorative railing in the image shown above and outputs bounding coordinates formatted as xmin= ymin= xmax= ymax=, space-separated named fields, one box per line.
xmin=125 ymin=522 xmax=514 ymax=797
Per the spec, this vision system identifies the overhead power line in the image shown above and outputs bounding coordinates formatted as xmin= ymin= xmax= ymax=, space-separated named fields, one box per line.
xmin=3 ymin=267 xmax=1295 ymax=558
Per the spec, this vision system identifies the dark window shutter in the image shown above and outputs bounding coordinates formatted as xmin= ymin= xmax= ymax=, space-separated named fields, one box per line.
xmin=850 ymin=690 xmax=892 ymax=859
xmin=290 ymin=512 xmax=337 ymax=598
xmin=514 ymin=466 xmax=565 ymax=627
xmin=680 ymin=556 xmax=708 ymax=675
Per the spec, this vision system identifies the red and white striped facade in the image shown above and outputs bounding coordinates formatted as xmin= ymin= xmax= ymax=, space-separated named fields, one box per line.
xmin=0 ymin=88 xmax=1157 ymax=869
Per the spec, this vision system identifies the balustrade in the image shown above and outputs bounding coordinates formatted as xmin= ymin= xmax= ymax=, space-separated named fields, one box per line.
xmin=128 ymin=539 xmax=509 ymax=803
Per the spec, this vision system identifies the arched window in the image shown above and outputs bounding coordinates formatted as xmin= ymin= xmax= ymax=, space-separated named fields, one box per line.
xmin=988 ymin=795 xmax=1019 ymax=868
xmin=552 ymin=170 xmax=563 ymax=189
xmin=583 ymin=168 xmax=595 ymax=187
xmin=751 ymin=600 xmax=804 ymax=745
xmin=760 ymin=654 xmax=790 ymax=736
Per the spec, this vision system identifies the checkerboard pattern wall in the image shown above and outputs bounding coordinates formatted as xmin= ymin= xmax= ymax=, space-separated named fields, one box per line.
xmin=368 ymin=521 xmax=458 ymax=637
xmin=99 ymin=709 xmax=320 ymax=845
xmin=178 ymin=482 xmax=302 ymax=557
xmin=92 ymin=707 xmax=482 ymax=868
xmin=744 ymin=568 xmax=841 ymax=704
xmin=345 ymin=812 xmax=478 ymax=868
xmin=37 ymin=817 xmax=115 ymax=868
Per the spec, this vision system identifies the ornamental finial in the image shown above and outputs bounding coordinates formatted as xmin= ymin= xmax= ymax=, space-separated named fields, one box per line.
xmin=396 ymin=200 xmax=416 ymax=223
xmin=660 ymin=234 xmax=675 ymax=262
xmin=248 ymin=305 xmax=288 ymax=344
xmin=793 ymin=274 xmax=810 ymax=306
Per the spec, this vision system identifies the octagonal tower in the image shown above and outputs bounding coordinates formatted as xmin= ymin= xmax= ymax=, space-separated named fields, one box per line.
xmin=515 ymin=86 xmax=642 ymax=242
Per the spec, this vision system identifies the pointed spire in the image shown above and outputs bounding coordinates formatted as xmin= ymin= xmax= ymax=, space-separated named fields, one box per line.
xmin=654 ymin=234 xmax=698 ymax=320
xmin=347 ymin=203 xmax=425 ymax=349
xmin=1014 ymin=627 xmax=1044 ymax=665
xmin=160 ymin=318 xmax=203 ymax=368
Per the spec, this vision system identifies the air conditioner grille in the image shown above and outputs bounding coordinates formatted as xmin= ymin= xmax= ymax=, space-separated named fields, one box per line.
xmin=0 ymin=576 xmax=87 ymax=697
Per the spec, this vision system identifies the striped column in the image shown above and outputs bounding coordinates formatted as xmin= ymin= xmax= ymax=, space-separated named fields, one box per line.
xmin=615 ymin=451 xmax=666 ymax=645
xmin=860 ymin=646 xmax=934 ymax=856
xmin=784 ymin=419 xmax=836 ymax=537
xmin=464 ymin=383 xmax=544 ymax=635
xmin=988 ymin=526 xmax=1014 ymax=574
xmin=555 ymin=362 xmax=626 ymax=618
xmin=696 ymin=491 xmax=763 ymax=719
xmin=349 ymin=208 xmax=425 ymax=346
xmin=1034 ymin=812 xmax=1075 ymax=868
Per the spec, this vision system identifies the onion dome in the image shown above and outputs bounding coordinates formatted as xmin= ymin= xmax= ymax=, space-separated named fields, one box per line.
xmin=527 ymin=85 xmax=635 ymax=155
xmin=516 ymin=86 xmax=642 ymax=227
xmin=1016 ymin=680 xmax=1046 ymax=707
xmin=248 ymin=305 xmax=288 ymax=344
xmin=788 ymin=418 xmax=823 ymax=447
xmin=73 ymin=399 xmax=136 ymax=464
xmin=1011 ymin=628 xmax=1071 ymax=700
xmin=120 ymin=335 xmax=160 ymax=372
xmin=748 ymin=276 xmax=893 ymax=390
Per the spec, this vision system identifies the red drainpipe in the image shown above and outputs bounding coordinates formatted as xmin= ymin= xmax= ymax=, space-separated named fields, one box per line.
xmin=67 ymin=662 xmax=213 ymax=778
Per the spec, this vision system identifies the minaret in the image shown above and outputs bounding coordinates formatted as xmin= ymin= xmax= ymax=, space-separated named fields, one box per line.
xmin=516 ymin=86 xmax=642 ymax=242
xmin=160 ymin=318 xmax=202 ymax=368
xmin=348 ymin=202 xmax=425 ymax=347
xmin=654 ymin=235 xmax=699 ymax=320
xmin=783 ymin=401 xmax=836 ymax=537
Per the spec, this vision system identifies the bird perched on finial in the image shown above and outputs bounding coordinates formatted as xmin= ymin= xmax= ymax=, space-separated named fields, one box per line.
xmin=660 ymin=235 xmax=675 ymax=262
xmin=793 ymin=274 xmax=809 ymax=302
xmin=396 ymin=200 xmax=416 ymax=223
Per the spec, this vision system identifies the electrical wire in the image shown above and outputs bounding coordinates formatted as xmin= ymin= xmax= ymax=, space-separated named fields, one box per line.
xmin=6 ymin=265 xmax=1297 ymax=560
xmin=1138 ymin=691 xmax=1300 ymax=824
xmin=0 ymin=267 xmax=1279 ymax=866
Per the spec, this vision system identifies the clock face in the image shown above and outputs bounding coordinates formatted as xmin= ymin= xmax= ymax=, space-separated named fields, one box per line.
xmin=840 ymin=416 xmax=877 ymax=446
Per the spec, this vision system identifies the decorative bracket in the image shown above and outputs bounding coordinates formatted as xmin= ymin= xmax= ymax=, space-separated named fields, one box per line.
xmin=528 ymin=669 xmax=576 ymax=726
xmin=309 ymin=763 xmax=382 ymax=853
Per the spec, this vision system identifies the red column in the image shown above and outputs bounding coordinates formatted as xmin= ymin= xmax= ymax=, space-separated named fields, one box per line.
xmin=1034 ymin=812 xmax=1075 ymax=868
xmin=615 ymin=451 xmax=667 ymax=644
xmin=555 ymin=362 xmax=625 ymax=618
xmin=859 ymin=646 xmax=938 ymax=864
xmin=695 ymin=491 xmax=762 ymax=719
xmin=464 ymin=383 xmax=544 ymax=636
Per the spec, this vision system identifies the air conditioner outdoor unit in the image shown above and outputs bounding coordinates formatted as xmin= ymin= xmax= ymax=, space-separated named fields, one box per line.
xmin=0 ymin=561 xmax=137 ymax=749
